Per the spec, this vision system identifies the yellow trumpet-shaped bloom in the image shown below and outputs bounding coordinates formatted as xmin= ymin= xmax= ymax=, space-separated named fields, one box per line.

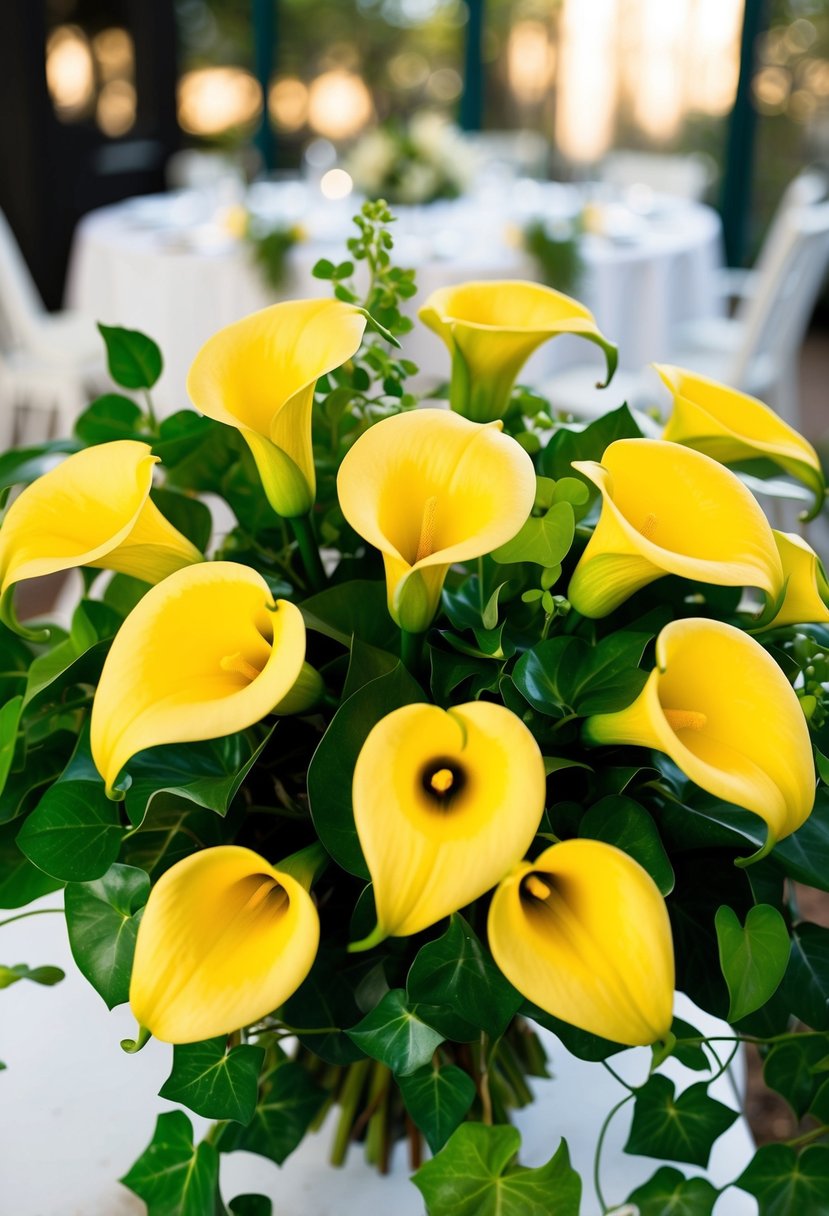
xmin=187 ymin=299 xmax=366 ymax=517
xmin=758 ymin=530 xmax=829 ymax=630
xmin=567 ymin=439 xmax=783 ymax=617
xmin=130 ymin=845 xmax=319 ymax=1043
xmin=488 ymin=840 xmax=674 ymax=1047
xmin=657 ymin=364 xmax=826 ymax=521
xmin=351 ymin=701 xmax=546 ymax=947
xmin=0 ymin=441 xmax=201 ymax=636
xmin=419 ymin=280 xmax=617 ymax=422
xmin=337 ymin=409 xmax=536 ymax=632
xmin=584 ymin=618 xmax=815 ymax=851
xmin=91 ymin=561 xmax=307 ymax=796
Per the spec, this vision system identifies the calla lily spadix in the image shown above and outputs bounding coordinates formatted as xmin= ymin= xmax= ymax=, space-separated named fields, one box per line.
xmin=0 ymin=440 xmax=201 ymax=638
xmin=130 ymin=845 xmax=320 ymax=1043
xmin=657 ymin=364 xmax=826 ymax=522
xmin=419 ymin=280 xmax=618 ymax=423
xmin=350 ymin=701 xmax=546 ymax=949
xmin=91 ymin=561 xmax=311 ymax=797
xmin=584 ymin=618 xmax=815 ymax=856
xmin=337 ymin=408 xmax=536 ymax=632
xmin=756 ymin=530 xmax=829 ymax=631
xmin=567 ymin=438 xmax=784 ymax=618
xmin=488 ymin=840 xmax=674 ymax=1047
xmin=187 ymin=298 xmax=366 ymax=518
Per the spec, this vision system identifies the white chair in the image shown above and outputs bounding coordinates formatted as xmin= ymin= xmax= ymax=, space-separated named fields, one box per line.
xmin=0 ymin=208 xmax=106 ymax=446
xmin=542 ymin=198 xmax=829 ymax=436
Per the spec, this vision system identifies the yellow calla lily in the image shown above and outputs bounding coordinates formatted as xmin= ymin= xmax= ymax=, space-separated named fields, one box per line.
xmin=187 ymin=299 xmax=366 ymax=518
xmin=567 ymin=438 xmax=783 ymax=617
xmin=0 ymin=440 xmax=201 ymax=638
xmin=419 ymin=280 xmax=617 ymax=422
xmin=130 ymin=845 xmax=319 ymax=1043
xmin=91 ymin=561 xmax=310 ymax=797
xmin=758 ymin=530 xmax=829 ymax=629
xmin=488 ymin=840 xmax=674 ymax=1047
xmin=584 ymin=618 xmax=815 ymax=853
xmin=337 ymin=408 xmax=536 ymax=632
xmin=657 ymin=364 xmax=826 ymax=521
xmin=350 ymin=701 xmax=546 ymax=948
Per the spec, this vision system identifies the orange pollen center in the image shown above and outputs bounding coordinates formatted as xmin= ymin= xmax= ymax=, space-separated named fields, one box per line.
xmin=220 ymin=652 xmax=263 ymax=683
xmin=415 ymin=495 xmax=439 ymax=563
xmin=524 ymin=874 xmax=553 ymax=901
xmin=664 ymin=708 xmax=708 ymax=733
xmin=429 ymin=767 xmax=455 ymax=794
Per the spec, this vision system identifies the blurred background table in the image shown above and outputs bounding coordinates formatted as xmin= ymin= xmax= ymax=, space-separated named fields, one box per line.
xmin=66 ymin=179 xmax=723 ymax=413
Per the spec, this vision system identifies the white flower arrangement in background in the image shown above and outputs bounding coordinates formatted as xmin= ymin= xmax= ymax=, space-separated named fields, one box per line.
xmin=345 ymin=112 xmax=479 ymax=205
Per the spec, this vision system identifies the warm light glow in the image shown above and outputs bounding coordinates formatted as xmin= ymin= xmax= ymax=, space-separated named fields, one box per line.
xmin=46 ymin=25 xmax=95 ymax=118
xmin=307 ymin=70 xmax=373 ymax=140
xmin=753 ymin=66 xmax=791 ymax=114
xmin=96 ymin=79 xmax=137 ymax=137
xmin=685 ymin=0 xmax=743 ymax=116
xmin=508 ymin=21 xmax=555 ymax=107
xmin=426 ymin=67 xmax=463 ymax=102
xmin=178 ymin=67 xmax=262 ymax=136
xmin=630 ymin=0 xmax=690 ymax=142
xmin=388 ymin=50 xmax=430 ymax=89
xmin=92 ymin=27 xmax=134 ymax=83
xmin=556 ymin=0 xmax=618 ymax=162
xmin=320 ymin=168 xmax=354 ymax=200
xmin=269 ymin=77 xmax=309 ymax=131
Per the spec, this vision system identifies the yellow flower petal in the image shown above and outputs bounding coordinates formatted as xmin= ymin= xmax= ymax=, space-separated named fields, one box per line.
xmin=337 ymin=409 xmax=536 ymax=631
xmin=351 ymin=701 xmax=546 ymax=944
xmin=584 ymin=617 xmax=815 ymax=849
xmin=130 ymin=845 xmax=319 ymax=1043
xmin=488 ymin=840 xmax=674 ymax=1047
xmin=0 ymin=441 xmax=201 ymax=636
xmin=91 ymin=561 xmax=306 ymax=796
xmin=419 ymin=280 xmax=617 ymax=422
xmin=758 ymin=530 xmax=829 ymax=630
xmin=187 ymin=299 xmax=366 ymax=517
xmin=567 ymin=438 xmax=783 ymax=617
xmin=657 ymin=364 xmax=826 ymax=521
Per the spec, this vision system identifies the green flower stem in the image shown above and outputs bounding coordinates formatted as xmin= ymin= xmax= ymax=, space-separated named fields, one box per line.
xmin=363 ymin=1062 xmax=392 ymax=1168
xmin=142 ymin=389 xmax=158 ymax=433
xmin=593 ymin=1092 xmax=634 ymax=1214
xmin=204 ymin=1120 xmax=228 ymax=1146
xmin=400 ymin=628 xmax=425 ymax=677
xmin=0 ymin=907 xmax=62 ymax=930
xmin=784 ymin=1123 xmax=829 ymax=1149
xmin=289 ymin=513 xmax=327 ymax=593
xmin=330 ymin=1058 xmax=372 ymax=1166
xmin=495 ymin=1035 xmax=535 ymax=1107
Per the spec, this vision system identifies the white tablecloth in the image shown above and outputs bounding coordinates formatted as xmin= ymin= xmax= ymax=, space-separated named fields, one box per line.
xmin=66 ymin=181 xmax=723 ymax=414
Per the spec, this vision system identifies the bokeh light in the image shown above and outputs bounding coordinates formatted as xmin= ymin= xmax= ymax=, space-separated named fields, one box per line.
xmin=178 ymin=67 xmax=262 ymax=136
xmin=307 ymin=70 xmax=373 ymax=140
xmin=46 ymin=25 xmax=95 ymax=119
xmin=269 ymin=77 xmax=309 ymax=131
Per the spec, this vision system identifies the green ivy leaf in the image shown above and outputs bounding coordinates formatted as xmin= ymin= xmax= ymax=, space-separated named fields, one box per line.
xmin=121 ymin=1110 xmax=218 ymax=1216
xmin=159 ymin=1037 xmax=265 ymax=1123
xmin=521 ymin=1002 xmax=625 ymax=1061
xmin=0 ymin=963 xmax=64 ymax=989
xmin=217 ymin=1056 xmax=324 ymax=1165
xmin=64 ymin=862 xmax=149 ymax=1008
xmin=0 ymin=695 xmax=22 ymax=799
xmin=413 ymin=1125 xmax=581 ymax=1216
xmin=762 ymin=1035 xmax=829 ymax=1117
xmin=121 ymin=794 xmax=230 ymax=879
xmin=406 ymin=914 xmax=522 ymax=1038
xmin=0 ymin=822 xmax=63 ymax=908
xmin=151 ymin=487 xmax=212 ymax=552
xmin=491 ymin=501 xmax=575 ymax=567
xmin=0 ymin=438 xmax=79 ymax=491
xmin=669 ymin=1017 xmax=713 ymax=1073
xmin=301 ymin=580 xmax=398 ymax=650
xmin=74 ymin=394 xmax=144 ymax=444
xmin=627 ymin=1165 xmax=718 ymax=1215
xmin=735 ymin=1144 xmax=829 ymax=1215
xmin=279 ymin=950 xmax=366 ymax=1065
xmin=23 ymin=599 xmax=121 ymax=709
xmin=399 ymin=1062 xmax=476 ymax=1153
xmin=98 ymin=324 xmax=162 ymax=390
xmin=539 ymin=404 xmax=643 ymax=481
xmin=579 ymin=796 xmax=674 ymax=895
xmin=17 ymin=780 xmax=122 ymax=881
xmin=786 ymin=923 xmax=829 ymax=1029
xmin=228 ymin=1199 xmax=271 ymax=1216
xmin=774 ymin=788 xmax=829 ymax=893
xmin=513 ymin=633 xmax=650 ymax=719
xmin=624 ymin=1076 xmax=738 ymax=1167
xmin=715 ymin=904 xmax=790 ymax=1022
xmin=347 ymin=989 xmax=444 ymax=1076
xmin=308 ymin=664 xmax=425 ymax=877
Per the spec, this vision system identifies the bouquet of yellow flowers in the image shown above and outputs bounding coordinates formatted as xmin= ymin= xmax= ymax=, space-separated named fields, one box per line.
xmin=2 ymin=201 xmax=829 ymax=1215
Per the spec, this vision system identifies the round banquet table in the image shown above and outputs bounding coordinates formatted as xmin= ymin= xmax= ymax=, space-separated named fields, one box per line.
xmin=66 ymin=178 xmax=724 ymax=415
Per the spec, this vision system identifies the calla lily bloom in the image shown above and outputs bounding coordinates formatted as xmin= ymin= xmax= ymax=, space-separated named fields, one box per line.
xmin=419 ymin=280 xmax=617 ymax=423
xmin=0 ymin=440 xmax=201 ymax=637
xmin=657 ymin=364 xmax=826 ymax=521
xmin=130 ymin=845 xmax=319 ymax=1043
xmin=350 ymin=701 xmax=546 ymax=948
xmin=91 ymin=561 xmax=310 ymax=796
xmin=187 ymin=299 xmax=366 ymax=518
xmin=488 ymin=839 xmax=674 ymax=1047
xmin=757 ymin=530 xmax=829 ymax=630
xmin=337 ymin=409 xmax=536 ymax=632
xmin=567 ymin=439 xmax=783 ymax=617
xmin=584 ymin=618 xmax=815 ymax=853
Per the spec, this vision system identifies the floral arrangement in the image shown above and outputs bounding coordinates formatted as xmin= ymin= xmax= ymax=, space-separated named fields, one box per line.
xmin=3 ymin=201 xmax=829 ymax=1216
xmin=220 ymin=203 xmax=306 ymax=292
xmin=345 ymin=113 xmax=478 ymax=206
xmin=518 ymin=216 xmax=584 ymax=298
